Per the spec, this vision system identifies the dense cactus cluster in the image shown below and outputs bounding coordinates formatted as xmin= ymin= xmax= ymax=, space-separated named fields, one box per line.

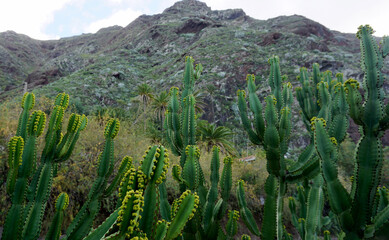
xmin=2 ymin=25 xmax=388 ymax=240
xmin=3 ymin=92 xmax=87 ymax=240
xmin=237 ymin=25 xmax=389 ymax=239
xmin=165 ymin=56 xmax=241 ymax=239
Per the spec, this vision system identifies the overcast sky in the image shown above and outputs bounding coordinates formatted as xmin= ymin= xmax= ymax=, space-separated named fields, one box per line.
xmin=0 ymin=0 xmax=388 ymax=40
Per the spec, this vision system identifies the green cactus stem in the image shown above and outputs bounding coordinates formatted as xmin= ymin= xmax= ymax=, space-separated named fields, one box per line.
xmin=46 ymin=193 xmax=69 ymax=240
xmin=313 ymin=26 xmax=389 ymax=239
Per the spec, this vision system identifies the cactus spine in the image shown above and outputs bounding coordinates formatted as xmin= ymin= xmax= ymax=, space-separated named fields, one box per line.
xmin=313 ymin=25 xmax=389 ymax=239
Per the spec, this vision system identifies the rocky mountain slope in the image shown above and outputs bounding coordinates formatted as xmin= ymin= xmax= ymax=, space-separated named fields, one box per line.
xmin=1 ymin=0 xmax=388 ymax=144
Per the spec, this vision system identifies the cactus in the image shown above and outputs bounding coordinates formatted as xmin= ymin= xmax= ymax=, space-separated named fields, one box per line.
xmin=82 ymin=145 xmax=198 ymax=240
xmin=65 ymin=119 xmax=134 ymax=240
xmin=312 ymin=25 xmax=389 ymax=239
xmin=165 ymin=57 xmax=238 ymax=238
xmin=237 ymin=57 xmax=294 ymax=239
xmin=2 ymin=93 xmax=88 ymax=240
xmin=2 ymin=94 xmax=137 ymax=240
xmin=237 ymin=55 xmax=352 ymax=239
xmin=46 ymin=193 xmax=69 ymax=240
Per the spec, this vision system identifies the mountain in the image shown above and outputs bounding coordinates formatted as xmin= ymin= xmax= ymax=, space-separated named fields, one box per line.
xmin=0 ymin=0 xmax=388 ymax=144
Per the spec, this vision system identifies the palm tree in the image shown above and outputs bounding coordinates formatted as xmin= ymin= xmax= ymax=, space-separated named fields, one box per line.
xmin=197 ymin=121 xmax=237 ymax=156
xmin=135 ymin=83 xmax=153 ymax=130
xmin=136 ymin=83 xmax=154 ymax=111
xmin=150 ymin=90 xmax=169 ymax=130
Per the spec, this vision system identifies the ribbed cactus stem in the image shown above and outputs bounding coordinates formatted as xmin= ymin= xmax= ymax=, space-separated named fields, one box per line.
xmin=17 ymin=92 xmax=35 ymax=140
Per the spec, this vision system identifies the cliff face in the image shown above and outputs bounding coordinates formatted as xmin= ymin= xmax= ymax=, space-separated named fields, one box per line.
xmin=0 ymin=0 xmax=388 ymax=144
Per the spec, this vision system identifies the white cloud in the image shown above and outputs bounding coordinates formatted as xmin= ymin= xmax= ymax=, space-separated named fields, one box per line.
xmin=0 ymin=0 xmax=77 ymax=40
xmin=84 ymin=8 xmax=142 ymax=33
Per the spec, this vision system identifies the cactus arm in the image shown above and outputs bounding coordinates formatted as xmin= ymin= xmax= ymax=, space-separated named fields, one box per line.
xmin=296 ymin=67 xmax=318 ymax=121
xmin=371 ymin=204 xmax=389 ymax=232
xmin=316 ymin=81 xmax=332 ymax=121
xmin=264 ymin=96 xmax=281 ymax=176
xmin=116 ymin=189 xmax=144 ymax=238
xmin=203 ymin=146 xmax=220 ymax=231
xmin=364 ymin=204 xmax=389 ymax=239
xmin=55 ymin=114 xmax=88 ymax=162
xmin=237 ymin=90 xmax=261 ymax=145
xmin=165 ymin=191 xmax=199 ymax=240
xmin=141 ymin=146 xmax=169 ymax=185
xmin=344 ymin=79 xmax=363 ymax=125
xmin=22 ymin=162 xmax=54 ymax=240
xmin=286 ymin=157 xmax=320 ymax=183
xmin=182 ymin=145 xmax=201 ymax=190
xmin=329 ymin=84 xmax=349 ymax=143
xmin=261 ymin=175 xmax=278 ymax=240
xmin=99 ymin=119 xmax=119 ymax=177
xmin=166 ymin=87 xmax=183 ymax=156
xmin=172 ymin=164 xmax=185 ymax=185
xmin=139 ymin=145 xmax=170 ymax=237
xmin=140 ymin=146 xmax=158 ymax=180
xmin=182 ymin=56 xmax=195 ymax=104
xmin=374 ymin=186 xmax=389 ymax=214
xmin=236 ymin=180 xmax=260 ymax=236
xmin=225 ymin=210 xmax=239 ymax=239
xmin=220 ymin=156 xmax=233 ymax=212
xmin=2 ymin=138 xmax=25 ymax=240
xmin=66 ymin=119 xmax=120 ymax=240
xmin=323 ymin=231 xmax=331 ymax=240
xmin=304 ymin=175 xmax=324 ymax=240
xmin=286 ymin=142 xmax=320 ymax=183
xmin=282 ymin=82 xmax=293 ymax=108
xmin=182 ymin=95 xmax=196 ymax=147
xmin=154 ymin=220 xmax=168 ymax=240
xmin=17 ymin=92 xmax=35 ymax=140
xmin=313 ymin=118 xmax=351 ymax=215
xmin=83 ymin=209 xmax=119 ymax=240
xmin=381 ymin=36 xmax=389 ymax=57
xmin=159 ymin=182 xmax=171 ymax=221
xmin=117 ymin=167 xmax=136 ymax=206
xmin=104 ymin=156 xmax=132 ymax=197
xmin=42 ymin=105 xmax=65 ymax=159
xmin=247 ymin=75 xmax=265 ymax=141
xmin=268 ymin=56 xmax=283 ymax=112
xmin=2 ymin=111 xmax=46 ymax=240
xmin=6 ymin=136 xmax=24 ymax=195
xmin=139 ymin=184 xmax=158 ymax=237
xmin=278 ymin=106 xmax=291 ymax=155
xmin=287 ymin=143 xmax=315 ymax=173
xmin=312 ymin=63 xmax=321 ymax=88
xmin=46 ymin=193 xmax=69 ymax=240
xmin=288 ymin=196 xmax=305 ymax=237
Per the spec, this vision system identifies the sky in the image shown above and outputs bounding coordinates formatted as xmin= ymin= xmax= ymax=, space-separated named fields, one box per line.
xmin=0 ymin=0 xmax=388 ymax=40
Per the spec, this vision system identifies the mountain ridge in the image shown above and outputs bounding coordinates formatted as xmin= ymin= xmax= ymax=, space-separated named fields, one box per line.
xmin=0 ymin=2 xmax=363 ymax=94
xmin=0 ymin=1 xmax=388 ymax=142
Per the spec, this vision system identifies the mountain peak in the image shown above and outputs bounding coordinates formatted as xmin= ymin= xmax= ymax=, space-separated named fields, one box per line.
xmin=163 ymin=0 xmax=211 ymax=15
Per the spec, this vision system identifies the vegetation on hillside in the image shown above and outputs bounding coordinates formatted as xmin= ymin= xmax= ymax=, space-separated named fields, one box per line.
xmin=0 ymin=24 xmax=388 ymax=240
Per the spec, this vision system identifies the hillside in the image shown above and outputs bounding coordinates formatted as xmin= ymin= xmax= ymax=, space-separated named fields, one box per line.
xmin=0 ymin=0 xmax=388 ymax=144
